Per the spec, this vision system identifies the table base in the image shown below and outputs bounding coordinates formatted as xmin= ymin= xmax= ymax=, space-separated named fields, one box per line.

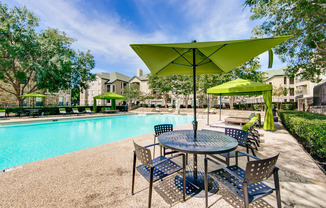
xmin=174 ymin=171 xmax=219 ymax=198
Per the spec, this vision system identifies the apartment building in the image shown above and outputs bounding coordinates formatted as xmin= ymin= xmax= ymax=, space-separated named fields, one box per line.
xmin=80 ymin=72 xmax=130 ymax=106
xmin=264 ymin=67 xmax=326 ymax=110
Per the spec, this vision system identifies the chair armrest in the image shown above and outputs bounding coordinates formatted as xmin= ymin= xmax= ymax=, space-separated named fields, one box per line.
xmin=206 ymin=157 xmax=244 ymax=181
xmin=153 ymin=153 xmax=185 ymax=167
xmin=235 ymin=151 xmax=261 ymax=160
xmin=144 ymin=143 xmax=160 ymax=149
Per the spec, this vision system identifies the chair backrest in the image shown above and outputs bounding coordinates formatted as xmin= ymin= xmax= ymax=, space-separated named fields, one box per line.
xmin=133 ymin=142 xmax=152 ymax=167
xmin=0 ymin=110 xmax=5 ymax=117
xmin=73 ymin=108 xmax=79 ymax=112
xmin=85 ymin=108 xmax=91 ymax=112
xmin=244 ymin=154 xmax=279 ymax=184
xmin=154 ymin=124 xmax=173 ymax=136
xmin=59 ymin=108 xmax=66 ymax=113
xmin=225 ymin=128 xmax=248 ymax=146
xmin=242 ymin=114 xmax=260 ymax=131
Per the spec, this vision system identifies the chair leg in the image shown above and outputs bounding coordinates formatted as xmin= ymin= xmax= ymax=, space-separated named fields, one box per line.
xmin=132 ymin=153 xmax=136 ymax=195
xmin=148 ymin=167 xmax=154 ymax=208
xmin=204 ymin=156 xmax=209 ymax=208
xmin=153 ymin=137 xmax=156 ymax=158
xmin=274 ymin=170 xmax=282 ymax=208
xmin=243 ymin=182 xmax=250 ymax=208
xmin=182 ymin=154 xmax=186 ymax=201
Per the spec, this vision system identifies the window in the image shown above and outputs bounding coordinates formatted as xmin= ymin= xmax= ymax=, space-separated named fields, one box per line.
xmin=112 ymin=85 xmax=116 ymax=93
xmin=290 ymin=78 xmax=294 ymax=84
xmin=290 ymin=88 xmax=294 ymax=96
xmin=107 ymin=85 xmax=111 ymax=92
xmin=121 ymin=82 xmax=123 ymax=89
xmin=98 ymin=90 xmax=101 ymax=95
xmin=92 ymin=81 xmax=94 ymax=86
xmin=92 ymin=90 xmax=94 ymax=96
xmin=99 ymin=79 xmax=101 ymax=85
xmin=284 ymin=77 xmax=287 ymax=84
xmin=87 ymin=90 xmax=90 ymax=96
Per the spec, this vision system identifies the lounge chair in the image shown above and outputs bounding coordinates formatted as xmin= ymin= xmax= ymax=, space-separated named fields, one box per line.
xmin=0 ymin=109 xmax=7 ymax=119
xmin=224 ymin=112 xmax=256 ymax=125
xmin=209 ymin=108 xmax=216 ymax=114
xmin=72 ymin=108 xmax=84 ymax=116
xmin=155 ymin=107 xmax=160 ymax=112
xmin=167 ymin=107 xmax=173 ymax=112
xmin=205 ymin=151 xmax=281 ymax=208
xmin=59 ymin=108 xmax=70 ymax=116
xmin=85 ymin=108 xmax=95 ymax=114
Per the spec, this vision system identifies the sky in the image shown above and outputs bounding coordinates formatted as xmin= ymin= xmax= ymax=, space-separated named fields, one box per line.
xmin=6 ymin=0 xmax=287 ymax=78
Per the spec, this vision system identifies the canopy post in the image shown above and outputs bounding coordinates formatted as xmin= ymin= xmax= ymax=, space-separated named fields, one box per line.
xmin=207 ymin=94 xmax=209 ymax=125
xmin=219 ymin=95 xmax=222 ymax=121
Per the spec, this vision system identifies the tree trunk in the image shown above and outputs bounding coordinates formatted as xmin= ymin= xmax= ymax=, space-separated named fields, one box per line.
xmin=185 ymin=95 xmax=189 ymax=108
xmin=229 ymin=96 xmax=234 ymax=110
xmin=164 ymin=93 xmax=168 ymax=108
xmin=18 ymin=97 xmax=24 ymax=108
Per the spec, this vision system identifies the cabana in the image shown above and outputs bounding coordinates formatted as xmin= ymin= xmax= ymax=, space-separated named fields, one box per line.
xmin=93 ymin=92 xmax=126 ymax=112
xmin=207 ymin=78 xmax=274 ymax=130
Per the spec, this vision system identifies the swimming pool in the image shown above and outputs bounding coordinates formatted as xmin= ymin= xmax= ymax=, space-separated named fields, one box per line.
xmin=0 ymin=114 xmax=193 ymax=170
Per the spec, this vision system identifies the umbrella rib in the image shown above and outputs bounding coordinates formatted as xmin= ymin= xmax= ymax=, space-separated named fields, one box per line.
xmin=154 ymin=48 xmax=192 ymax=75
xmin=196 ymin=44 xmax=227 ymax=66
xmin=171 ymin=47 xmax=193 ymax=67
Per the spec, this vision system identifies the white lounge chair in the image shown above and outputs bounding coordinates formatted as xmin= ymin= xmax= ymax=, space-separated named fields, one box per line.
xmin=0 ymin=109 xmax=7 ymax=119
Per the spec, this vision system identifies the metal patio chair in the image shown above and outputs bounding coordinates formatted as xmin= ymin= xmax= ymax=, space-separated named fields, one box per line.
xmin=210 ymin=128 xmax=256 ymax=166
xmin=153 ymin=124 xmax=174 ymax=157
xmin=132 ymin=141 xmax=186 ymax=208
xmin=204 ymin=151 xmax=281 ymax=208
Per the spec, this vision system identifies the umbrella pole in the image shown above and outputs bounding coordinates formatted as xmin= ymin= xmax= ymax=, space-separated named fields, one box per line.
xmin=192 ymin=48 xmax=197 ymax=139
xmin=192 ymin=47 xmax=198 ymax=181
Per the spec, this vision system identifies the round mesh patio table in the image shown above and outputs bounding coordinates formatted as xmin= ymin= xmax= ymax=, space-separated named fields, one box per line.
xmin=158 ymin=130 xmax=238 ymax=198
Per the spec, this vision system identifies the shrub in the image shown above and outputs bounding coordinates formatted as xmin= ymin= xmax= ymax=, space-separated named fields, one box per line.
xmin=278 ymin=110 xmax=326 ymax=159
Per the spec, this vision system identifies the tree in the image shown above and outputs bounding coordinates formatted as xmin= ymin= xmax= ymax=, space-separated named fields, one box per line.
xmin=244 ymin=0 xmax=326 ymax=82
xmin=171 ymin=75 xmax=193 ymax=108
xmin=122 ymin=84 xmax=141 ymax=109
xmin=273 ymin=85 xmax=288 ymax=109
xmin=148 ymin=74 xmax=173 ymax=108
xmin=0 ymin=4 xmax=95 ymax=107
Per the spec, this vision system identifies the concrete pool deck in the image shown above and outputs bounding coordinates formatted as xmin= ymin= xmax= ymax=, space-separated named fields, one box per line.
xmin=0 ymin=111 xmax=325 ymax=207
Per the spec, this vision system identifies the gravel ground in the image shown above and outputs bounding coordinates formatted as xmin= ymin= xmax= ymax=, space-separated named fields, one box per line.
xmin=0 ymin=111 xmax=325 ymax=208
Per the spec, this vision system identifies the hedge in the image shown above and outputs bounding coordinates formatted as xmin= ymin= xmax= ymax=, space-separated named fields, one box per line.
xmin=1 ymin=105 xmax=130 ymax=116
xmin=278 ymin=110 xmax=326 ymax=159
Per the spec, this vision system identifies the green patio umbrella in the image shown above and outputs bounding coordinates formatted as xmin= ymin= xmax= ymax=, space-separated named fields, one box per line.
xmin=93 ymin=92 xmax=126 ymax=111
xmin=20 ymin=93 xmax=47 ymax=108
xmin=130 ymin=35 xmax=291 ymax=138
xmin=207 ymin=78 xmax=274 ymax=130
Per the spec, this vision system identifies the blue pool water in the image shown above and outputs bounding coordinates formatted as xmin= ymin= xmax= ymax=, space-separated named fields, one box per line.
xmin=0 ymin=114 xmax=193 ymax=170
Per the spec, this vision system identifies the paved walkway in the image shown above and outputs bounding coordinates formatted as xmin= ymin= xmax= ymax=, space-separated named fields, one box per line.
xmin=0 ymin=111 xmax=325 ymax=207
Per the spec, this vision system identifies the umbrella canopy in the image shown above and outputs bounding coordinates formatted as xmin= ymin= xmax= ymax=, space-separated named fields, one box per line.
xmin=20 ymin=93 xmax=47 ymax=108
xmin=93 ymin=92 xmax=126 ymax=111
xmin=207 ymin=78 xmax=274 ymax=130
xmin=130 ymin=36 xmax=291 ymax=138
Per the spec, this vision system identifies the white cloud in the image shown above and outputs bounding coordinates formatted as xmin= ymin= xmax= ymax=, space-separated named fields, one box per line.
xmin=12 ymin=0 xmax=168 ymax=75
xmin=9 ymin=0 xmax=266 ymax=76
xmin=178 ymin=0 xmax=252 ymax=41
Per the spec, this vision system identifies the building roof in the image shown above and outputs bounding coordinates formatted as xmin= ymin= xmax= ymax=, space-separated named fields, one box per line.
xmin=264 ymin=67 xmax=286 ymax=81
xmin=139 ymin=73 xmax=150 ymax=81
xmin=129 ymin=73 xmax=150 ymax=82
xmin=97 ymin=72 xmax=130 ymax=83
